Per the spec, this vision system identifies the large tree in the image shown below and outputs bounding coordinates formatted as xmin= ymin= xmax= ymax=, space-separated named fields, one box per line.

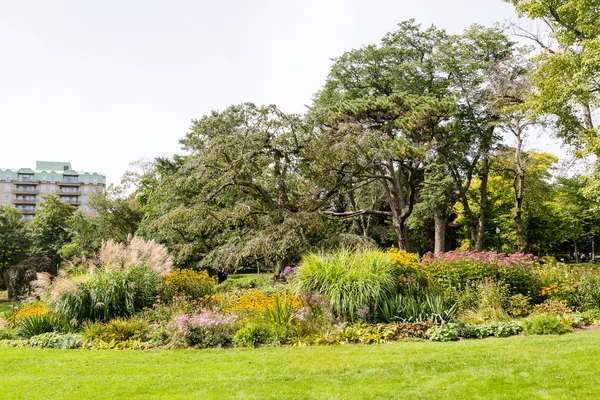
xmin=504 ymin=0 xmax=600 ymax=199
xmin=0 ymin=206 xmax=29 ymax=277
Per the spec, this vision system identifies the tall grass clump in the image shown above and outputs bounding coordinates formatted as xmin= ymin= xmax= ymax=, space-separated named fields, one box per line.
xmin=33 ymin=237 xmax=172 ymax=322
xmin=292 ymin=249 xmax=399 ymax=321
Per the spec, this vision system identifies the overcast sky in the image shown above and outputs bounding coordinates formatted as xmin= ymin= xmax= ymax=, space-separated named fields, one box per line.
xmin=0 ymin=0 xmax=568 ymax=185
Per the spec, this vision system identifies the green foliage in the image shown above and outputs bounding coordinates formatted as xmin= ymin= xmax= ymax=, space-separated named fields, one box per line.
xmin=458 ymin=321 xmax=523 ymax=339
xmin=264 ymin=294 xmax=296 ymax=327
xmin=582 ymin=309 xmax=600 ymax=325
xmin=327 ymin=322 xmax=433 ymax=345
xmin=81 ymin=318 xmax=150 ymax=342
xmin=425 ymin=324 xmax=459 ymax=342
xmin=37 ymin=238 xmax=171 ymax=322
xmin=293 ymin=250 xmax=400 ymax=320
xmin=28 ymin=332 xmax=83 ymax=349
xmin=29 ymin=195 xmax=77 ymax=265
xmin=0 ymin=206 xmax=29 ymax=276
xmin=233 ymin=322 xmax=277 ymax=347
xmin=522 ymin=313 xmax=573 ymax=335
xmin=15 ymin=314 xmax=74 ymax=339
xmin=378 ymin=293 xmax=457 ymax=324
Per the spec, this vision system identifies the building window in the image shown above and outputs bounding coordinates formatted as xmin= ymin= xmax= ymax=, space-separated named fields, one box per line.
xmin=4 ymin=194 xmax=8 ymax=201
xmin=93 ymin=178 xmax=98 ymax=184
xmin=50 ymin=187 xmax=55 ymax=193
xmin=83 ymin=206 xmax=89 ymax=212
xmin=83 ymin=187 xmax=89 ymax=193
xmin=5 ymin=184 xmax=10 ymax=192
xmin=41 ymin=174 xmax=46 ymax=182
xmin=5 ymin=175 xmax=10 ymax=182
xmin=83 ymin=196 xmax=89 ymax=203
xmin=50 ymin=174 xmax=55 ymax=183
xmin=84 ymin=176 xmax=89 ymax=184
xmin=41 ymin=185 xmax=46 ymax=193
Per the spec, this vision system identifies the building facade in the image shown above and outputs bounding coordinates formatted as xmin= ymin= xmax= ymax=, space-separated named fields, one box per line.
xmin=0 ymin=161 xmax=106 ymax=220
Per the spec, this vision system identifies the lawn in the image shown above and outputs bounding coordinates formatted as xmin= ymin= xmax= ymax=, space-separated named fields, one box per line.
xmin=2 ymin=331 xmax=600 ymax=399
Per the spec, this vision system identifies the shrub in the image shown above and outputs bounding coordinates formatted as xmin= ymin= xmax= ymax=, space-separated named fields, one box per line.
xmin=0 ymin=327 xmax=17 ymax=340
xmin=81 ymin=317 xmax=150 ymax=342
xmin=459 ymin=278 xmax=511 ymax=323
xmin=29 ymin=332 xmax=83 ymax=349
xmin=34 ymin=238 xmax=171 ymax=322
xmin=233 ymin=323 xmax=273 ymax=347
xmin=506 ymin=294 xmax=532 ymax=317
xmin=421 ymin=251 xmax=537 ymax=296
xmin=222 ymin=290 xmax=301 ymax=319
xmin=425 ymin=324 xmax=459 ymax=342
xmin=163 ymin=269 xmax=216 ymax=300
xmin=534 ymin=300 xmax=572 ymax=316
xmin=458 ymin=321 xmax=522 ymax=339
xmin=293 ymin=249 xmax=400 ymax=321
xmin=168 ymin=309 xmax=236 ymax=348
xmin=582 ymin=309 xmax=600 ymax=325
xmin=522 ymin=314 xmax=572 ymax=335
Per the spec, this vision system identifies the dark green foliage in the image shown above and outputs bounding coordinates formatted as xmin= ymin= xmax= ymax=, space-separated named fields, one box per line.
xmin=15 ymin=314 xmax=74 ymax=339
xmin=378 ymin=293 xmax=457 ymax=324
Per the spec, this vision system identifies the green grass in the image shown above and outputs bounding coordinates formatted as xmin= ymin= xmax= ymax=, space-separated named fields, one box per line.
xmin=2 ymin=331 xmax=600 ymax=399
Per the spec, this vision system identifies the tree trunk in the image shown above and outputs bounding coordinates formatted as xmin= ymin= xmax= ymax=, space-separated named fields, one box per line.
xmin=513 ymin=131 xmax=528 ymax=253
xmin=434 ymin=213 xmax=447 ymax=255
xmin=574 ymin=242 xmax=579 ymax=263
xmin=475 ymin=157 xmax=490 ymax=251
xmin=592 ymin=239 xmax=595 ymax=262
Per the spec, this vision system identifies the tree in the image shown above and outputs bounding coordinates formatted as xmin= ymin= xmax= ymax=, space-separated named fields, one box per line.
xmin=29 ymin=195 xmax=77 ymax=269
xmin=58 ymin=211 xmax=101 ymax=263
xmin=90 ymin=186 xmax=144 ymax=242
xmin=314 ymin=21 xmax=455 ymax=251
xmin=0 ymin=206 xmax=29 ymax=278
xmin=503 ymin=0 xmax=600 ymax=198
xmin=142 ymin=103 xmax=340 ymax=278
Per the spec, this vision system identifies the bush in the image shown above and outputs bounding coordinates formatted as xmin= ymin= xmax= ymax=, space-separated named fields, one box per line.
xmin=81 ymin=317 xmax=150 ymax=342
xmin=582 ymin=309 xmax=600 ymax=325
xmin=458 ymin=321 xmax=522 ymax=339
xmin=293 ymin=249 xmax=400 ymax=321
xmin=522 ymin=314 xmax=572 ymax=335
xmin=34 ymin=238 xmax=172 ymax=322
xmin=421 ymin=251 xmax=537 ymax=296
xmin=534 ymin=300 xmax=572 ymax=316
xmin=163 ymin=269 xmax=216 ymax=300
xmin=29 ymin=332 xmax=83 ymax=349
xmin=425 ymin=324 xmax=459 ymax=342
xmin=168 ymin=309 xmax=236 ymax=348
xmin=233 ymin=323 xmax=274 ymax=347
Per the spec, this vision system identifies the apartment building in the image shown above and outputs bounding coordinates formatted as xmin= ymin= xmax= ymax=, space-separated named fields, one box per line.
xmin=0 ymin=161 xmax=106 ymax=220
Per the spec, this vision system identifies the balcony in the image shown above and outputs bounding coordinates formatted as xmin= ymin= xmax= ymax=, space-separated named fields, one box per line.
xmin=58 ymin=180 xmax=80 ymax=186
xmin=16 ymin=206 xmax=36 ymax=214
xmin=59 ymin=188 xmax=80 ymax=194
xmin=61 ymin=198 xmax=81 ymax=205
xmin=14 ymin=196 xmax=37 ymax=204
xmin=14 ymin=187 xmax=38 ymax=194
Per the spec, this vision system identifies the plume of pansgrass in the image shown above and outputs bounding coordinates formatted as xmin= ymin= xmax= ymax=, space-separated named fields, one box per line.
xmin=99 ymin=236 xmax=172 ymax=276
xmin=34 ymin=236 xmax=170 ymax=322
xmin=292 ymin=249 xmax=400 ymax=321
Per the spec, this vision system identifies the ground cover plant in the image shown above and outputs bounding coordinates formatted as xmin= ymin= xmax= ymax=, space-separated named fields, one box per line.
xmin=4 ymin=246 xmax=600 ymax=350
xmin=2 ymin=331 xmax=600 ymax=399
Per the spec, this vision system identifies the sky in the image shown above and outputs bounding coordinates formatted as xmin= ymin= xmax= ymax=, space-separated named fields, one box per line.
xmin=0 ymin=0 xmax=569 ymax=185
